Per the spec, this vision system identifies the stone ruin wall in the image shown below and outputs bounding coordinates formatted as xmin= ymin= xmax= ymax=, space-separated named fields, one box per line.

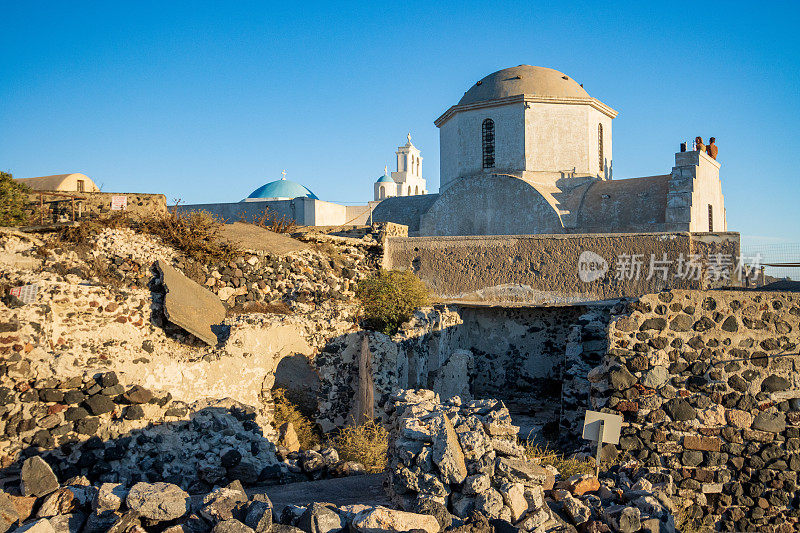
xmin=0 ymin=227 xmax=379 ymax=491
xmin=590 ymin=289 xmax=800 ymax=532
xmin=24 ymin=192 xmax=168 ymax=223
xmin=314 ymin=304 xmax=612 ymax=440
xmin=7 ymin=221 xmax=800 ymax=531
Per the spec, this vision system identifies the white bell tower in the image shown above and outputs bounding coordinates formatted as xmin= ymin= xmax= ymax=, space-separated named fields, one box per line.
xmin=391 ymin=133 xmax=427 ymax=196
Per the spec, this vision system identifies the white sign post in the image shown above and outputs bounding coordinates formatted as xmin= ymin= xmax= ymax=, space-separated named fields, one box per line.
xmin=110 ymin=196 xmax=128 ymax=211
xmin=582 ymin=410 xmax=623 ymax=476
xmin=9 ymin=284 xmax=40 ymax=304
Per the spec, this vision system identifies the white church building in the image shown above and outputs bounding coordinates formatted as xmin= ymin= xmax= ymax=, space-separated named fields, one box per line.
xmin=373 ymin=134 xmax=428 ymax=200
xmin=183 ymin=64 xmax=726 ymax=236
xmin=373 ymin=64 xmax=727 ymax=237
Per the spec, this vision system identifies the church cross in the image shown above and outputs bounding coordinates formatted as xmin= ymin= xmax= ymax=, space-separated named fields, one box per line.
xmin=281 ymin=169 xmax=287 ymax=180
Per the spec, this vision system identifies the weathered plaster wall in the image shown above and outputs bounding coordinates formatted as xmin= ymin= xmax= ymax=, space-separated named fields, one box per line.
xmin=370 ymin=195 xmax=440 ymax=234
xmin=384 ymin=232 xmax=740 ymax=305
xmin=590 ymin=289 xmax=800 ymax=531
xmin=523 ymin=103 xmax=612 ymax=177
xmin=438 ymin=103 xmax=525 ymax=189
xmin=666 ymin=150 xmax=726 ymax=232
xmin=418 ymin=175 xmax=564 ymax=237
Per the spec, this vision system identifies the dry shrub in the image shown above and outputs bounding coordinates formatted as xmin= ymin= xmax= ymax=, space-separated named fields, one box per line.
xmin=522 ymin=442 xmax=595 ymax=479
xmin=251 ymin=208 xmax=296 ymax=234
xmin=355 ymin=269 xmax=430 ymax=335
xmin=272 ymin=388 xmax=320 ymax=449
xmin=144 ymin=208 xmax=238 ymax=264
xmin=328 ymin=419 xmax=388 ymax=473
xmin=59 ymin=213 xmax=129 ymax=244
xmin=311 ymin=242 xmax=343 ymax=261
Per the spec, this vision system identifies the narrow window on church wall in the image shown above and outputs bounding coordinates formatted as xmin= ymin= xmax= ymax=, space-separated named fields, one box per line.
xmin=708 ymin=204 xmax=713 ymax=231
xmin=598 ymin=123 xmax=604 ymax=173
xmin=482 ymin=119 xmax=495 ymax=169
xmin=380 ymin=186 xmax=385 ymax=199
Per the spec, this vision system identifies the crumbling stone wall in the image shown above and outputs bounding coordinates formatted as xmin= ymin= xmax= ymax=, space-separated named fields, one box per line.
xmin=25 ymin=192 xmax=167 ymax=223
xmin=315 ymin=304 xmax=609 ymax=438
xmin=0 ymin=228 xmax=372 ymax=491
xmin=384 ymin=389 xmax=553 ymax=529
xmin=590 ymin=289 xmax=800 ymax=532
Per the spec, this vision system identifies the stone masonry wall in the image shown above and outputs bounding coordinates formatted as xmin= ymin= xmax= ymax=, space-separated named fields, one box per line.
xmin=25 ymin=192 xmax=167 ymax=223
xmin=590 ymin=289 xmax=800 ymax=532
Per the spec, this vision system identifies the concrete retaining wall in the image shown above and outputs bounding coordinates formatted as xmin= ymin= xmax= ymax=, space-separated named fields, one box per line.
xmin=383 ymin=231 xmax=740 ymax=305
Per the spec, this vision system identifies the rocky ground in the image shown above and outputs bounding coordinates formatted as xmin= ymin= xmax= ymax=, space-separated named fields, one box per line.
xmin=0 ymin=223 xmax=681 ymax=533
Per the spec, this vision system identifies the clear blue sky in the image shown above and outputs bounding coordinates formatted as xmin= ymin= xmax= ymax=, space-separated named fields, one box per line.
xmin=2 ymin=1 xmax=798 ymax=247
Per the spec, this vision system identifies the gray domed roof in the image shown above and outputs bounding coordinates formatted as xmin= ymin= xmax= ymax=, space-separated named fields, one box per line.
xmin=458 ymin=65 xmax=589 ymax=106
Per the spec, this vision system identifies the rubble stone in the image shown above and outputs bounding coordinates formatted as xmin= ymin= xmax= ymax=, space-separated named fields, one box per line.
xmin=21 ymin=456 xmax=59 ymax=497
xmin=126 ymin=482 xmax=190 ymax=522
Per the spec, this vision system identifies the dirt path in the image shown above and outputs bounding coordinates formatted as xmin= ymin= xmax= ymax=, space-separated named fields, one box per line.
xmin=248 ymin=474 xmax=390 ymax=512
xmin=219 ymin=222 xmax=309 ymax=255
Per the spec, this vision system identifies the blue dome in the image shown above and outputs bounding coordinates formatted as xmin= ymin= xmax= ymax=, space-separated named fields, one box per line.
xmin=247 ymin=179 xmax=318 ymax=200
xmin=376 ymin=174 xmax=395 ymax=183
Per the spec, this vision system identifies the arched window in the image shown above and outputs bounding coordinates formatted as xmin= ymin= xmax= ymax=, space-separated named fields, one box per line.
xmin=598 ymin=123 xmax=604 ymax=172
xmin=416 ymin=159 xmax=420 ymax=175
xmin=379 ymin=186 xmax=385 ymax=199
xmin=415 ymin=186 xmax=419 ymax=195
xmin=482 ymin=119 xmax=495 ymax=169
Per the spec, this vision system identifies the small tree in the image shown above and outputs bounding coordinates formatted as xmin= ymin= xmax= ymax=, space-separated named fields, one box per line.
xmin=0 ymin=171 xmax=30 ymax=227
xmin=355 ymin=269 xmax=430 ymax=335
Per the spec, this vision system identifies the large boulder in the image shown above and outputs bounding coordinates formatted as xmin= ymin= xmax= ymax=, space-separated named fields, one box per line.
xmin=36 ymin=488 xmax=84 ymax=518
xmin=13 ymin=519 xmax=56 ymax=533
xmin=243 ymin=499 xmax=273 ymax=533
xmin=93 ymin=484 xmax=128 ymax=514
xmin=20 ymin=457 xmax=59 ymax=498
xmin=126 ymin=482 xmax=190 ymax=522
xmin=0 ymin=492 xmax=20 ymax=533
xmin=296 ymin=502 xmax=345 ymax=533
xmin=352 ymin=506 xmax=440 ymax=533
xmin=200 ymin=486 xmax=249 ymax=524
xmin=211 ymin=519 xmax=255 ymax=533
xmin=431 ymin=413 xmax=467 ymax=484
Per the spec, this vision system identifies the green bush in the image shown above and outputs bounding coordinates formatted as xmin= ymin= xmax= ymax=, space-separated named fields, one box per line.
xmin=355 ymin=269 xmax=430 ymax=335
xmin=0 ymin=171 xmax=30 ymax=227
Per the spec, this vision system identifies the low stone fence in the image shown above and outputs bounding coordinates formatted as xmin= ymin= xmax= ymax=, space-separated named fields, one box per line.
xmin=383 ymin=232 xmax=740 ymax=305
xmin=590 ymin=288 xmax=800 ymax=532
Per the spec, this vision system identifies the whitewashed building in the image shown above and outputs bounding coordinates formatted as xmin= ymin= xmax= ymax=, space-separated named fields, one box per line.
xmin=373 ymin=134 xmax=428 ymax=200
